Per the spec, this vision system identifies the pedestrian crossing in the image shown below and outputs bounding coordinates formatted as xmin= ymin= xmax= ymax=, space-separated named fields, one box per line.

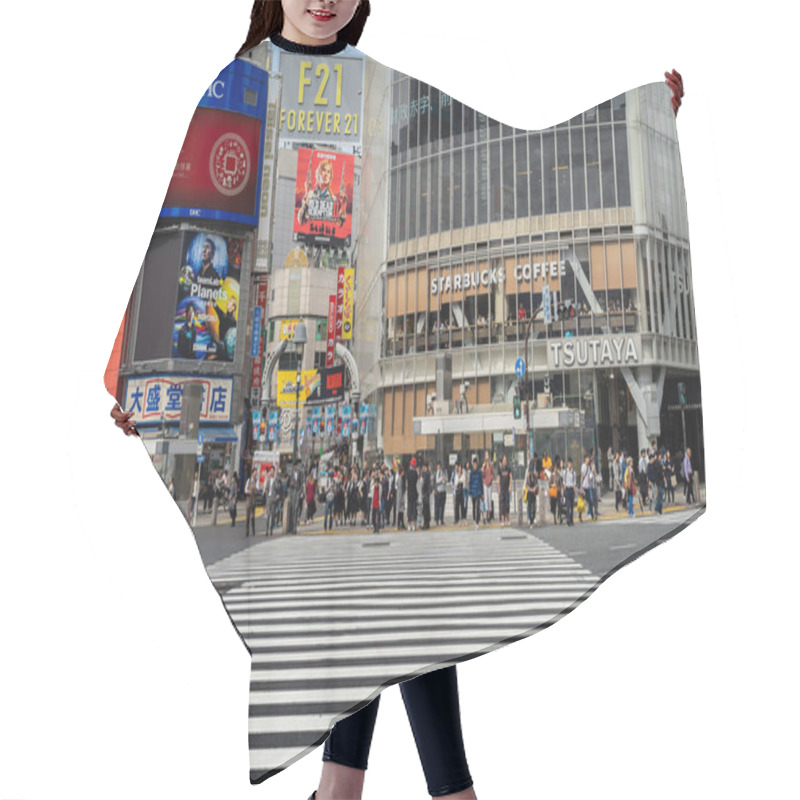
xmin=205 ymin=528 xmax=601 ymax=782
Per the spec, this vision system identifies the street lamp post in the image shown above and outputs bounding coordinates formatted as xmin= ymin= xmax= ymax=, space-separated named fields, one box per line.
xmin=288 ymin=321 xmax=307 ymax=535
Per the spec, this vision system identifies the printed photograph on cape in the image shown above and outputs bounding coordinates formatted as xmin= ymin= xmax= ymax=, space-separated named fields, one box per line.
xmin=105 ymin=36 xmax=705 ymax=784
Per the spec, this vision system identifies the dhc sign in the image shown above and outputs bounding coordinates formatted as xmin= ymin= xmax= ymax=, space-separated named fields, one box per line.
xmin=548 ymin=335 xmax=640 ymax=370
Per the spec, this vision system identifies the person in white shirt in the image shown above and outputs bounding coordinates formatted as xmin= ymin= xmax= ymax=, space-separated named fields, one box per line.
xmin=244 ymin=468 xmax=258 ymax=537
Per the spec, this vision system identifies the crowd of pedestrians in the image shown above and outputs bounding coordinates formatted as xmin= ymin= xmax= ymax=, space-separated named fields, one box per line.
xmin=187 ymin=441 xmax=699 ymax=536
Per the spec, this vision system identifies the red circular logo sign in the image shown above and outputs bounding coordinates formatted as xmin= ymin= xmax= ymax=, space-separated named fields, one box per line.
xmin=209 ymin=133 xmax=251 ymax=197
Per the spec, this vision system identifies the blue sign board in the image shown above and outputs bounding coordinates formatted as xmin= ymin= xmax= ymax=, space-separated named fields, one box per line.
xmin=515 ymin=358 xmax=526 ymax=379
xmin=250 ymin=307 xmax=263 ymax=358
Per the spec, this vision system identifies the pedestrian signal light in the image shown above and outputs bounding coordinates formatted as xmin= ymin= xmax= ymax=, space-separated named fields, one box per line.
xmin=677 ymin=382 xmax=687 ymax=406
xmin=513 ymin=394 xmax=521 ymax=420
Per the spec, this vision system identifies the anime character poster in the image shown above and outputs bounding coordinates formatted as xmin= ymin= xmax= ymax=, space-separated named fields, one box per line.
xmin=173 ymin=232 xmax=242 ymax=361
xmin=293 ymin=148 xmax=354 ymax=246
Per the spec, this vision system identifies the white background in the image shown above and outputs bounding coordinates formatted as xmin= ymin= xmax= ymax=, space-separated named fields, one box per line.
xmin=1 ymin=1 xmax=797 ymax=798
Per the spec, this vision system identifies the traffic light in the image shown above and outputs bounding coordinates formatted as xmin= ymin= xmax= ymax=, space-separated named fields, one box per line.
xmin=513 ymin=388 xmax=522 ymax=420
xmin=677 ymin=382 xmax=687 ymax=406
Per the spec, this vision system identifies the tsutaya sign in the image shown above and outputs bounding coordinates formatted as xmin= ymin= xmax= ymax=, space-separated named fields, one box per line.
xmin=547 ymin=334 xmax=641 ymax=370
xmin=430 ymin=257 xmax=566 ymax=296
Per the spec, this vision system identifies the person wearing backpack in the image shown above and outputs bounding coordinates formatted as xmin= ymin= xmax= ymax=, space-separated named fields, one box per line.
xmin=624 ymin=457 xmax=637 ymax=518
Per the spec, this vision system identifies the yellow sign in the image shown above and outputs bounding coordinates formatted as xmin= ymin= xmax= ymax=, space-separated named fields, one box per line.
xmin=341 ymin=267 xmax=355 ymax=340
xmin=280 ymin=319 xmax=302 ymax=340
xmin=276 ymin=369 xmax=320 ymax=407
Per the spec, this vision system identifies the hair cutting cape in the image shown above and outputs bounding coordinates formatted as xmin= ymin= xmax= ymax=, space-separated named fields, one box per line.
xmin=106 ymin=36 xmax=706 ymax=783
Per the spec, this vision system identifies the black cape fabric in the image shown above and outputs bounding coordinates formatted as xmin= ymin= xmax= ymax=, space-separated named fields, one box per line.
xmin=107 ymin=36 xmax=705 ymax=782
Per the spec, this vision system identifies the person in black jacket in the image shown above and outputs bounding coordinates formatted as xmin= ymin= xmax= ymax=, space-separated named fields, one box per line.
xmin=406 ymin=457 xmax=419 ymax=532
xmin=421 ymin=461 xmax=432 ymax=530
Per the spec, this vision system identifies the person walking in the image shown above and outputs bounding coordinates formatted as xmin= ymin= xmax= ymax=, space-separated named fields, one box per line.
xmin=324 ymin=478 xmax=335 ymax=532
xmin=549 ymin=459 xmax=563 ymax=525
xmin=481 ymin=451 xmax=494 ymax=525
xmin=396 ymin=465 xmax=406 ymax=530
xmin=624 ymin=457 xmax=637 ymax=518
xmin=305 ymin=472 xmax=317 ymax=525
xmin=663 ymin=450 xmax=675 ymax=505
xmin=421 ymin=461 xmax=432 ymax=530
xmin=370 ymin=469 xmax=382 ymax=533
xmin=406 ymin=457 xmax=419 ymax=532
xmin=613 ymin=451 xmax=623 ymax=512
xmin=264 ymin=467 xmax=279 ymax=537
xmin=497 ymin=454 xmax=512 ymax=527
xmin=244 ymin=468 xmax=258 ymax=537
xmin=227 ymin=471 xmax=238 ymax=527
xmin=637 ymin=449 xmax=649 ymax=512
xmin=581 ymin=455 xmax=598 ymax=521
xmin=563 ymin=458 xmax=576 ymax=526
xmin=525 ymin=461 xmax=537 ymax=526
xmin=468 ymin=457 xmax=483 ymax=530
xmin=454 ymin=463 xmax=466 ymax=525
xmin=435 ymin=461 xmax=447 ymax=525
xmin=684 ymin=447 xmax=695 ymax=505
xmin=652 ymin=451 xmax=665 ymax=514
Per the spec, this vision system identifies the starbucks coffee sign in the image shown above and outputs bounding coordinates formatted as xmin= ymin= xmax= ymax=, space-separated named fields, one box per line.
xmin=547 ymin=335 xmax=640 ymax=370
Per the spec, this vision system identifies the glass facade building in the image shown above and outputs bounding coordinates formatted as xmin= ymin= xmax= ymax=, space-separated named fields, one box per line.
xmin=376 ymin=73 xmax=703 ymax=478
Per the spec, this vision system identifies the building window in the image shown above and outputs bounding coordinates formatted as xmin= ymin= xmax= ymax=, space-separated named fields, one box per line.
xmin=600 ymin=124 xmax=616 ymax=207
xmin=542 ymin=131 xmax=557 ymax=215
xmin=502 ymin=137 xmax=515 ymax=220
xmin=515 ymin=135 xmax=528 ymax=219
xmin=452 ymin=149 xmax=462 ymax=231
xmin=441 ymin=151 xmax=451 ymax=231
xmin=614 ymin=123 xmax=631 ymax=207
xmin=571 ymin=128 xmax=586 ymax=212
xmin=528 ymin=134 xmax=543 ymax=217
xmin=490 ymin=141 xmax=501 ymax=223
xmin=585 ymin=126 xmax=601 ymax=209
xmin=464 ymin=146 xmax=475 ymax=227
xmin=556 ymin=129 xmax=571 ymax=214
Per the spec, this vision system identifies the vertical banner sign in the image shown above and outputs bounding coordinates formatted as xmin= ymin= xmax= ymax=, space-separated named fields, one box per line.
xmin=359 ymin=402 xmax=368 ymax=436
xmin=341 ymin=267 xmax=355 ymax=339
xmin=336 ymin=266 xmax=345 ymax=341
xmin=250 ymin=307 xmax=262 ymax=358
xmin=542 ymin=284 xmax=552 ymax=325
xmin=250 ymin=278 xmax=269 ymax=405
xmin=268 ymin=409 xmax=278 ymax=442
xmin=326 ymin=294 xmax=337 ymax=368
xmin=251 ymin=410 xmax=261 ymax=442
xmin=311 ymin=406 xmax=322 ymax=436
xmin=341 ymin=404 xmax=351 ymax=438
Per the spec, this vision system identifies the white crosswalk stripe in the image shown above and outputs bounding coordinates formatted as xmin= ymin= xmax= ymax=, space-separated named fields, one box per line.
xmin=206 ymin=527 xmax=600 ymax=781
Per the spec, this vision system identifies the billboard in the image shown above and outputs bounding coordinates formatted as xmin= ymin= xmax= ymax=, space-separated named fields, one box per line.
xmin=161 ymin=59 xmax=269 ymax=226
xmin=277 ymin=52 xmax=365 ymax=148
xmin=293 ymin=148 xmax=354 ymax=246
xmin=276 ymin=369 xmax=320 ymax=408
xmin=123 ymin=375 xmax=233 ymax=425
xmin=173 ymin=232 xmax=242 ymax=362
